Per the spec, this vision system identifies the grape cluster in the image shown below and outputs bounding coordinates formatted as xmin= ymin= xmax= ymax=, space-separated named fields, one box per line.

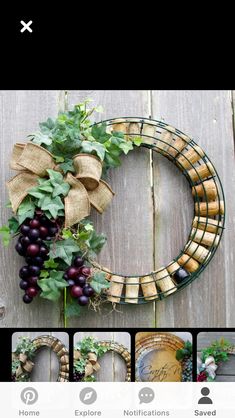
xmin=181 ymin=355 xmax=193 ymax=382
xmin=15 ymin=211 xmax=58 ymax=304
xmin=73 ymin=371 xmax=85 ymax=382
xmin=64 ymin=257 xmax=94 ymax=306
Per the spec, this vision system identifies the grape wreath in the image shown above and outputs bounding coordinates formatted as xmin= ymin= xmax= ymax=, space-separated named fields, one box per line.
xmin=12 ymin=335 xmax=69 ymax=382
xmin=96 ymin=118 xmax=225 ymax=304
xmin=2 ymin=110 xmax=225 ymax=311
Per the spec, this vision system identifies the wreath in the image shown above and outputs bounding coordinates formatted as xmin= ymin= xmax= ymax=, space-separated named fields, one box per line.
xmin=12 ymin=335 xmax=69 ymax=382
xmin=73 ymin=336 xmax=131 ymax=382
xmin=135 ymin=333 xmax=192 ymax=382
xmin=0 ymin=100 xmax=225 ymax=316
xmin=197 ymin=338 xmax=235 ymax=382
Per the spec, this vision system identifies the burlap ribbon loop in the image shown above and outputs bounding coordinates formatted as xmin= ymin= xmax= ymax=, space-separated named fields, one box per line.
xmin=7 ymin=143 xmax=114 ymax=227
xmin=14 ymin=352 xmax=35 ymax=378
xmin=74 ymin=350 xmax=100 ymax=377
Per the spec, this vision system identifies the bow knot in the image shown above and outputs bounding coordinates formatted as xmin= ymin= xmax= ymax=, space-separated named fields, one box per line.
xmin=7 ymin=143 xmax=114 ymax=227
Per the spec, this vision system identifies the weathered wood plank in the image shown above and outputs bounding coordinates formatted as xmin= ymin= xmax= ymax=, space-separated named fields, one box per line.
xmin=74 ymin=331 xmax=130 ymax=382
xmin=12 ymin=331 xmax=69 ymax=381
xmin=0 ymin=90 xmax=65 ymax=327
xmin=152 ymin=90 xmax=235 ymax=327
xmin=67 ymin=90 xmax=155 ymax=328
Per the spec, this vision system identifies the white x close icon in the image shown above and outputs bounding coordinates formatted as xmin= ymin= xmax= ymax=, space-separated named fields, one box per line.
xmin=20 ymin=20 xmax=33 ymax=33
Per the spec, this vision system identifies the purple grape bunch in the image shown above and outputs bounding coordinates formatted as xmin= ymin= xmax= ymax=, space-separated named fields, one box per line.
xmin=15 ymin=212 xmax=58 ymax=304
xmin=64 ymin=257 xmax=94 ymax=306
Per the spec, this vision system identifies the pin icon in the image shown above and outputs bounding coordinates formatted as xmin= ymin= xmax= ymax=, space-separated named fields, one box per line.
xmin=21 ymin=387 xmax=38 ymax=405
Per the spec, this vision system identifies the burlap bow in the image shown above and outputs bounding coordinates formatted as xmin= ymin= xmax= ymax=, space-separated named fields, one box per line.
xmin=74 ymin=350 xmax=101 ymax=377
xmin=197 ymin=355 xmax=218 ymax=380
xmin=7 ymin=143 xmax=114 ymax=227
xmin=12 ymin=352 xmax=35 ymax=378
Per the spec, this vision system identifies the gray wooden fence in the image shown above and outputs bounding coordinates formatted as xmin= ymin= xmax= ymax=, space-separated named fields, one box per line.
xmin=0 ymin=90 xmax=235 ymax=328
xmin=74 ymin=332 xmax=130 ymax=382
xmin=12 ymin=332 xmax=69 ymax=381
xmin=197 ymin=332 xmax=235 ymax=382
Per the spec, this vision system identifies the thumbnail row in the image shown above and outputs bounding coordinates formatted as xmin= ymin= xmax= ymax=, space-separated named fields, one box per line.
xmin=11 ymin=331 xmax=235 ymax=383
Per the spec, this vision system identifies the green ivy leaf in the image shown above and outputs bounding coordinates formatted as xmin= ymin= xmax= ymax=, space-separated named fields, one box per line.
xmin=0 ymin=226 xmax=11 ymax=246
xmin=17 ymin=197 xmax=36 ymax=225
xmin=49 ymin=238 xmax=80 ymax=265
xmin=40 ymin=195 xmax=64 ymax=219
xmin=44 ymin=259 xmax=59 ymax=269
xmin=89 ymin=231 xmax=107 ymax=256
xmin=62 ymin=228 xmax=73 ymax=240
xmin=90 ymin=271 xmax=110 ymax=294
xmin=40 ymin=270 xmax=49 ymax=278
xmin=65 ymin=298 xmax=82 ymax=318
xmin=47 ymin=169 xmax=70 ymax=197
xmin=132 ymin=136 xmax=143 ymax=146
xmin=91 ymin=123 xmax=111 ymax=143
xmin=8 ymin=217 xmax=19 ymax=233
xmin=59 ymin=159 xmax=75 ymax=174
xmin=119 ymin=141 xmax=134 ymax=154
xmin=29 ymin=131 xmax=52 ymax=146
xmin=38 ymin=270 xmax=68 ymax=301
xmin=81 ymin=141 xmax=106 ymax=161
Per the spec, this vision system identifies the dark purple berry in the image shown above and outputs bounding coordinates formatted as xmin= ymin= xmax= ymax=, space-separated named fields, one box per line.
xmin=23 ymin=294 xmax=33 ymax=304
xmin=71 ymin=285 xmax=83 ymax=298
xmin=28 ymin=276 xmax=39 ymax=286
xmin=74 ymin=256 xmax=84 ymax=267
xmin=80 ymin=266 xmax=91 ymax=277
xmin=35 ymin=238 xmax=43 ymax=245
xmin=83 ymin=286 xmax=95 ymax=297
xmin=26 ymin=287 xmax=38 ymax=298
xmin=20 ymin=224 xmax=30 ymax=236
xmin=21 ymin=236 xmax=31 ymax=247
xmin=67 ymin=279 xmax=75 ymax=287
xmin=19 ymin=280 xmax=29 ymax=290
xmin=63 ymin=273 xmax=69 ymax=281
xmin=19 ymin=266 xmax=30 ymax=279
xmin=48 ymin=226 xmax=58 ymax=236
xmin=15 ymin=242 xmax=25 ymax=256
xmin=39 ymin=246 xmax=49 ymax=258
xmin=45 ymin=236 xmax=52 ymax=241
xmin=78 ymin=295 xmax=89 ymax=306
xmin=26 ymin=244 xmax=40 ymax=257
xmin=28 ymin=229 xmax=40 ymax=241
xmin=29 ymin=265 xmax=40 ymax=276
xmin=33 ymin=256 xmax=44 ymax=267
xmin=67 ymin=267 xmax=79 ymax=279
xmin=39 ymin=226 xmax=48 ymax=238
xmin=75 ymin=275 xmax=86 ymax=287
xmin=174 ymin=268 xmax=189 ymax=284
xmin=29 ymin=219 xmax=40 ymax=229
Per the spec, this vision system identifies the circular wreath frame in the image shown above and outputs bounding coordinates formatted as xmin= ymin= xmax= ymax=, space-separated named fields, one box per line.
xmin=74 ymin=340 xmax=131 ymax=382
xmin=91 ymin=117 xmax=225 ymax=304
xmin=12 ymin=335 xmax=69 ymax=382
xmin=135 ymin=333 xmax=188 ymax=382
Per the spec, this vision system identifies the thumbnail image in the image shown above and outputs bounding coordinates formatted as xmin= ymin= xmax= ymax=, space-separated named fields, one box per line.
xmin=197 ymin=332 xmax=235 ymax=382
xmin=73 ymin=331 xmax=131 ymax=382
xmin=135 ymin=332 xmax=192 ymax=382
xmin=12 ymin=332 xmax=69 ymax=382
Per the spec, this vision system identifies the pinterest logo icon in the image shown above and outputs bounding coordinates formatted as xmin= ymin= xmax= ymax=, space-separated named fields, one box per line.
xmin=20 ymin=387 xmax=38 ymax=405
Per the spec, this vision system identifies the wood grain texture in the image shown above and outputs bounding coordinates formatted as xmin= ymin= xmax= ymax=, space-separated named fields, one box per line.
xmin=197 ymin=332 xmax=235 ymax=382
xmin=67 ymin=90 xmax=155 ymax=328
xmin=12 ymin=331 xmax=69 ymax=381
xmin=0 ymin=90 xmax=65 ymax=328
xmin=152 ymin=90 xmax=235 ymax=327
xmin=74 ymin=331 xmax=130 ymax=382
